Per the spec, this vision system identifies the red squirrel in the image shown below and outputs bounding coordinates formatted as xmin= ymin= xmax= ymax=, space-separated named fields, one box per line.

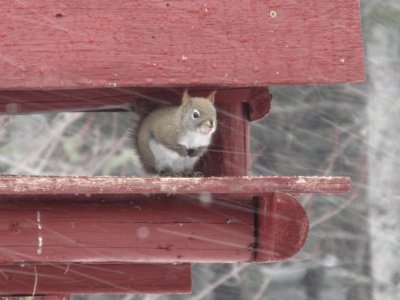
xmin=132 ymin=89 xmax=217 ymax=176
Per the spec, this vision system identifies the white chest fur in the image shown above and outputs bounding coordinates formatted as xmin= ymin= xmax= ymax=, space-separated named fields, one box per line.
xmin=178 ymin=131 xmax=212 ymax=149
xmin=149 ymin=139 xmax=199 ymax=173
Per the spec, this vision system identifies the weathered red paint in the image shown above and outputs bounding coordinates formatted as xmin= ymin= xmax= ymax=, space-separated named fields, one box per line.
xmin=202 ymin=91 xmax=250 ymax=176
xmin=255 ymin=193 xmax=309 ymax=262
xmin=0 ymin=194 xmax=253 ymax=263
xmin=0 ymin=190 xmax=338 ymax=265
xmin=0 ymin=0 xmax=364 ymax=90
xmin=0 ymin=263 xmax=191 ymax=295
xmin=2 ymin=296 xmax=69 ymax=300
xmin=246 ymin=88 xmax=273 ymax=122
xmin=0 ymin=87 xmax=270 ymax=115
xmin=0 ymin=0 xmax=362 ymax=295
xmin=0 ymin=176 xmax=351 ymax=195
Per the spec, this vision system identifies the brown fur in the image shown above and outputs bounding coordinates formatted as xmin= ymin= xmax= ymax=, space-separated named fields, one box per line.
xmin=132 ymin=90 xmax=217 ymax=175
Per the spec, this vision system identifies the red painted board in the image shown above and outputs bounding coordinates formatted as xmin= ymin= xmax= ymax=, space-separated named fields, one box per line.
xmin=202 ymin=95 xmax=250 ymax=176
xmin=0 ymin=176 xmax=351 ymax=195
xmin=0 ymin=0 xmax=363 ymax=90
xmin=0 ymin=195 xmax=255 ymax=263
xmin=0 ymin=88 xmax=134 ymax=114
xmin=1 ymin=296 xmax=69 ymax=300
xmin=0 ymin=192 xmax=311 ymax=264
xmin=0 ymin=263 xmax=191 ymax=295
xmin=255 ymin=193 xmax=309 ymax=262
xmin=0 ymin=87 xmax=269 ymax=115
xmin=202 ymin=88 xmax=271 ymax=176
xmin=0 ymin=87 xmax=175 ymax=114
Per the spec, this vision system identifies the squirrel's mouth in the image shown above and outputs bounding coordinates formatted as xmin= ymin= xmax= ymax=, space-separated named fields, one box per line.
xmin=200 ymin=128 xmax=212 ymax=135
xmin=197 ymin=119 xmax=216 ymax=135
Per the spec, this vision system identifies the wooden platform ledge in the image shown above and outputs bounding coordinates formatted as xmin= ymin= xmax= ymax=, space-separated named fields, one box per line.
xmin=0 ymin=176 xmax=351 ymax=195
xmin=0 ymin=176 xmax=349 ymax=266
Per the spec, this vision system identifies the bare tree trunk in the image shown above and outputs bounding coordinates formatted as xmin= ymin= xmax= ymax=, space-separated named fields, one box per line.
xmin=367 ymin=23 xmax=400 ymax=299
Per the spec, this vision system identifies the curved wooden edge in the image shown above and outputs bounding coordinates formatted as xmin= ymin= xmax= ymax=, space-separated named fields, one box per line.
xmin=0 ymin=176 xmax=351 ymax=196
xmin=244 ymin=87 xmax=272 ymax=121
xmin=0 ymin=263 xmax=191 ymax=295
xmin=254 ymin=193 xmax=309 ymax=262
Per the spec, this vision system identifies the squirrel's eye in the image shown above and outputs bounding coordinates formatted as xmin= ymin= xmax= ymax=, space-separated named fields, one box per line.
xmin=192 ymin=109 xmax=200 ymax=119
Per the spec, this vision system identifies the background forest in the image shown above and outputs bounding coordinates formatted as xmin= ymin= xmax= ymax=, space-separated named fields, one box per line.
xmin=1 ymin=0 xmax=399 ymax=299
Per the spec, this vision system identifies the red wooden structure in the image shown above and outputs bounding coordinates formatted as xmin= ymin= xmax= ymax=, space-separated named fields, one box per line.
xmin=0 ymin=0 xmax=363 ymax=297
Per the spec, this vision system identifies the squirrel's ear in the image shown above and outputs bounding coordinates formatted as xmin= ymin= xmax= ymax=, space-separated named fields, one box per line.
xmin=207 ymin=90 xmax=217 ymax=103
xmin=182 ymin=89 xmax=191 ymax=106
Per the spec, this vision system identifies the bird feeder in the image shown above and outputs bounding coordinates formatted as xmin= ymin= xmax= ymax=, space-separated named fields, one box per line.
xmin=0 ymin=0 xmax=364 ymax=297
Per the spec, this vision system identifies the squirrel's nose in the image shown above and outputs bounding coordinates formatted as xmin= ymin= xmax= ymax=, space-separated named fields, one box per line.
xmin=209 ymin=120 xmax=214 ymax=128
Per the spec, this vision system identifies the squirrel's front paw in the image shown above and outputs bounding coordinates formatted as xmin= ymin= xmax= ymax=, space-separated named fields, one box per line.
xmin=159 ymin=169 xmax=193 ymax=177
xmin=181 ymin=170 xmax=203 ymax=177
xmin=159 ymin=169 xmax=179 ymax=177
xmin=187 ymin=147 xmax=207 ymax=158
xmin=191 ymin=171 xmax=204 ymax=177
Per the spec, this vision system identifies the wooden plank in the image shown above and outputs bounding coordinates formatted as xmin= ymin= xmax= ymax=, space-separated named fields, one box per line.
xmin=201 ymin=90 xmax=250 ymax=176
xmin=1 ymin=296 xmax=69 ymax=300
xmin=0 ymin=87 xmax=178 ymax=114
xmin=0 ymin=87 xmax=267 ymax=115
xmin=0 ymin=193 xmax=311 ymax=264
xmin=0 ymin=263 xmax=191 ymax=295
xmin=0 ymin=195 xmax=253 ymax=224
xmin=0 ymin=176 xmax=351 ymax=195
xmin=255 ymin=193 xmax=309 ymax=262
xmin=201 ymin=88 xmax=271 ymax=174
xmin=0 ymin=0 xmax=364 ymax=90
xmin=0 ymin=195 xmax=254 ymax=263
xmin=0 ymin=88 xmax=133 ymax=114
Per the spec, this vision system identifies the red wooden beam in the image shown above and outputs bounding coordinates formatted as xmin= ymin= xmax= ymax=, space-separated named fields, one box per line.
xmin=0 ymin=192 xmax=306 ymax=264
xmin=202 ymin=90 xmax=251 ymax=176
xmin=1 ymin=296 xmax=68 ymax=300
xmin=0 ymin=176 xmax=351 ymax=195
xmin=0 ymin=87 xmax=269 ymax=115
xmin=0 ymin=88 xmax=134 ymax=114
xmin=0 ymin=194 xmax=254 ymax=263
xmin=0 ymin=0 xmax=364 ymax=90
xmin=255 ymin=193 xmax=309 ymax=262
xmin=0 ymin=263 xmax=191 ymax=295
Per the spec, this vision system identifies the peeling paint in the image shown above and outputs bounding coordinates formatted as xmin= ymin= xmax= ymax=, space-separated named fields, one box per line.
xmin=36 ymin=210 xmax=43 ymax=255
xmin=37 ymin=236 xmax=43 ymax=255
xmin=0 ymin=175 xmax=351 ymax=195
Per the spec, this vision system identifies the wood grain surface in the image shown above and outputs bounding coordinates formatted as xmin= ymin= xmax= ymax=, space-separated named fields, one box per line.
xmin=0 ymin=194 xmax=255 ymax=263
xmin=0 ymin=176 xmax=351 ymax=195
xmin=0 ymin=263 xmax=191 ymax=294
xmin=0 ymin=0 xmax=364 ymax=90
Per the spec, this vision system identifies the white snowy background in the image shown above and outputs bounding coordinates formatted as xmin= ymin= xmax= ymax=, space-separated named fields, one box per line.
xmin=0 ymin=0 xmax=399 ymax=299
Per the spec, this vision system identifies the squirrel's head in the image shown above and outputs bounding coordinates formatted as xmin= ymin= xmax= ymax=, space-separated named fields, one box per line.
xmin=180 ymin=89 xmax=217 ymax=136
